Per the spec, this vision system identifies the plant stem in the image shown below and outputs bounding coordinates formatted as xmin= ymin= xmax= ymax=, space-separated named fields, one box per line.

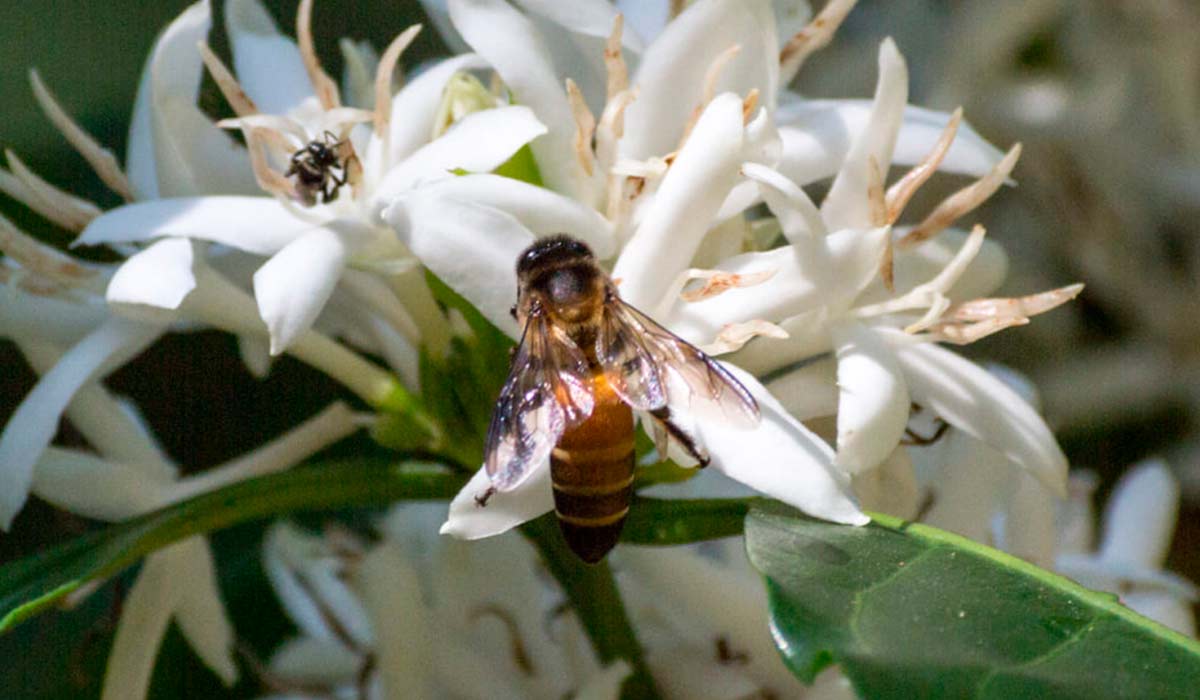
xmin=521 ymin=515 xmax=661 ymax=700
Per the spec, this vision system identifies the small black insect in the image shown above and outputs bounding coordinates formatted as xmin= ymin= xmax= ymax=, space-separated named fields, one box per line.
xmin=286 ymin=130 xmax=350 ymax=206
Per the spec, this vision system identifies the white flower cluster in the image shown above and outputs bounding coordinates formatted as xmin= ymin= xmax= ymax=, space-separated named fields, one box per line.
xmin=0 ymin=0 xmax=1192 ymax=698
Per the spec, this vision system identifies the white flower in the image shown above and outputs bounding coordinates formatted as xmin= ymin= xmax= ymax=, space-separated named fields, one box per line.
xmin=1056 ymin=460 xmax=1198 ymax=636
xmin=725 ymin=39 xmax=1076 ymax=494
xmin=31 ymin=403 xmax=361 ymax=700
xmin=384 ymin=0 xmax=1073 ymax=539
xmin=256 ymin=508 xmax=632 ymax=699
xmin=76 ymin=0 xmax=609 ymax=362
xmin=0 ymin=0 xmax=399 ymax=528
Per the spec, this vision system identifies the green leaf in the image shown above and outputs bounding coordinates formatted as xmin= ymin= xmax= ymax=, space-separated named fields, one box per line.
xmin=622 ymin=497 xmax=755 ymax=545
xmin=745 ymin=502 xmax=1200 ymax=698
xmin=0 ymin=461 xmax=464 ymax=635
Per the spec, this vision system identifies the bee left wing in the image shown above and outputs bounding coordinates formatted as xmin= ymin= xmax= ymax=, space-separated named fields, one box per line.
xmin=484 ymin=312 xmax=595 ymax=491
xmin=597 ymin=296 xmax=760 ymax=427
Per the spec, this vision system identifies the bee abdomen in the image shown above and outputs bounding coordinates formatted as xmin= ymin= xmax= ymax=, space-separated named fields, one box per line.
xmin=550 ymin=441 xmax=635 ymax=564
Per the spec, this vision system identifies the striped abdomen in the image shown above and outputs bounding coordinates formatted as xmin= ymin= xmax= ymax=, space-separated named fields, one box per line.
xmin=551 ymin=372 xmax=635 ymax=563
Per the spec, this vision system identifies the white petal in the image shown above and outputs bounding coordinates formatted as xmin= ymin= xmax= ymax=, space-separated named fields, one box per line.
xmin=224 ymin=0 xmax=313 ymax=115
xmin=822 ymin=39 xmax=908 ymax=231
xmin=515 ymin=0 xmax=643 ymax=48
xmin=410 ymin=173 xmax=614 ymax=258
xmin=1099 ymin=459 xmax=1179 ymax=569
xmin=78 ymin=197 xmax=314 ymax=255
xmin=107 ymin=238 xmax=196 ymax=316
xmin=448 ymin=0 xmax=583 ymax=197
xmin=375 ymin=105 xmax=547 ymax=198
xmin=831 ymin=321 xmax=909 ymax=474
xmin=618 ymin=545 xmax=807 ymax=694
xmin=18 ymin=342 xmax=175 ymax=479
xmin=621 ymin=0 xmax=779 ymax=159
xmin=100 ymin=549 xmax=182 ymax=700
xmin=575 ymin=660 xmax=633 ymax=700
xmin=614 ymin=0 xmax=668 ymax=46
xmin=356 ymin=544 xmax=432 ymax=699
xmin=237 ymin=334 xmax=273 ymax=378
xmin=669 ymin=226 xmax=888 ymax=344
xmin=853 ymin=446 xmax=920 ymax=520
xmin=885 ymin=333 xmax=1068 ymax=497
xmin=614 ymin=93 xmax=748 ymax=309
xmin=440 ymin=462 xmax=555 ymax=539
xmin=385 ymin=195 xmax=532 ymax=339
xmin=912 ymin=430 xmax=1009 ymax=543
xmin=128 ymin=0 xmax=257 ymax=198
xmin=172 ymin=537 xmax=239 ymax=685
xmin=1055 ymin=555 xmax=1198 ymax=602
xmin=254 ymin=228 xmax=348 ymax=355
xmin=263 ymin=524 xmax=336 ymax=640
xmin=772 ymin=0 xmax=813 ymax=48
xmin=372 ymin=53 xmax=489 ymax=169
xmin=418 ymin=0 xmax=473 ymax=53
xmin=168 ymin=402 xmax=358 ymax=504
xmin=875 ymin=226 xmax=1009 ymax=302
xmin=0 ymin=317 xmax=163 ymax=528
xmin=699 ymin=364 xmax=867 ymax=525
xmin=0 ymin=293 xmax=106 ymax=346
xmin=269 ymin=637 xmax=361 ymax=684
xmin=1123 ymin=591 xmax=1197 ymax=637
xmin=762 ymin=354 xmax=839 ymax=421
xmin=776 ymin=100 xmax=1005 ymax=186
xmin=1002 ymin=470 xmax=1056 ymax=568
xmin=31 ymin=447 xmax=169 ymax=521
xmin=644 ymin=647 xmax=759 ymax=700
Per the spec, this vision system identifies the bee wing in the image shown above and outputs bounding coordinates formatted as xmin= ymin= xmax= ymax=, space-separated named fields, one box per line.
xmin=485 ymin=313 xmax=595 ymax=491
xmin=598 ymin=298 xmax=760 ymax=426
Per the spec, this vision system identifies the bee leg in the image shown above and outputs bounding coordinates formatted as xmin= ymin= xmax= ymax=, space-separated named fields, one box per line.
xmin=648 ymin=407 xmax=710 ymax=467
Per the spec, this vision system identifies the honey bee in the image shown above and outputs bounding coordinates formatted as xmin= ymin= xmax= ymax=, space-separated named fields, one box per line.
xmin=484 ymin=235 xmax=761 ymax=563
xmin=286 ymin=131 xmax=352 ymax=206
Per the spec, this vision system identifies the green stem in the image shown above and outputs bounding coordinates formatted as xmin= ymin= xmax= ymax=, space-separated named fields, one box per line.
xmin=521 ymin=515 xmax=662 ymax=700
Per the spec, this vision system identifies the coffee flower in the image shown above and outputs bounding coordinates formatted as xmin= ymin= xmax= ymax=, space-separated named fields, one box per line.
xmin=0 ymin=0 xmax=402 ymax=528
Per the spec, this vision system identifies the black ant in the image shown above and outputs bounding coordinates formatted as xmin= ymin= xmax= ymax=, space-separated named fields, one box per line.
xmin=286 ymin=130 xmax=350 ymax=206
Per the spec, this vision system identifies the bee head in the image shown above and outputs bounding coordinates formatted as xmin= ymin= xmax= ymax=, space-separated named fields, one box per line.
xmin=516 ymin=235 xmax=605 ymax=324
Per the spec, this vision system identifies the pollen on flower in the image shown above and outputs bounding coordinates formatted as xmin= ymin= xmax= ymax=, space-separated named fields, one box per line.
xmin=702 ymin=319 xmax=789 ymax=354
xmin=679 ymin=268 xmax=778 ymax=302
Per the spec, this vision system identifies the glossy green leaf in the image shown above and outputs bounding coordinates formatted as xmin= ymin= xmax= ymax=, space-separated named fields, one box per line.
xmin=0 ymin=461 xmax=464 ymax=635
xmin=623 ymin=496 xmax=754 ymax=545
xmin=745 ymin=502 xmax=1200 ymax=698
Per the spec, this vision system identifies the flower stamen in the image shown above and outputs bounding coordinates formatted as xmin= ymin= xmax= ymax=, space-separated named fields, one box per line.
xmin=197 ymin=42 xmax=258 ymax=118
xmin=373 ymin=25 xmax=423 ymax=137
xmin=565 ymin=78 xmax=596 ymax=177
xmin=679 ymin=268 xmax=778 ymax=302
xmin=885 ymin=107 xmax=962 ymax=224
xmin=701 ymin=319 xmax=789 ymax=355
xmin=28 ymin=69 xmax=133 ymax=201
xmin=780 ymin=0 xmax=858 ymax=82
xmin=899 ymin=143 xmax=1022 ymax=248
xmin=4 ymin=151 xmax=101 ymax=232
xmin=0 ymin=212 xmax=105 ymax=290
xmin=297 ymin=0 xmax=341 ymax=110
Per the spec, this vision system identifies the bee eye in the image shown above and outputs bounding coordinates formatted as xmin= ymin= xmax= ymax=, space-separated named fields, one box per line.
xmin=509 ymin=304 xmax=518 ymax=319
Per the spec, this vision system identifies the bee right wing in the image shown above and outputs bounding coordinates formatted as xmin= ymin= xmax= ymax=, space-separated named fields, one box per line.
xmin=597 ymin=297 xmax=759 ymax=427
xmin=484 ymin=312 xmax=595 ymax=491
